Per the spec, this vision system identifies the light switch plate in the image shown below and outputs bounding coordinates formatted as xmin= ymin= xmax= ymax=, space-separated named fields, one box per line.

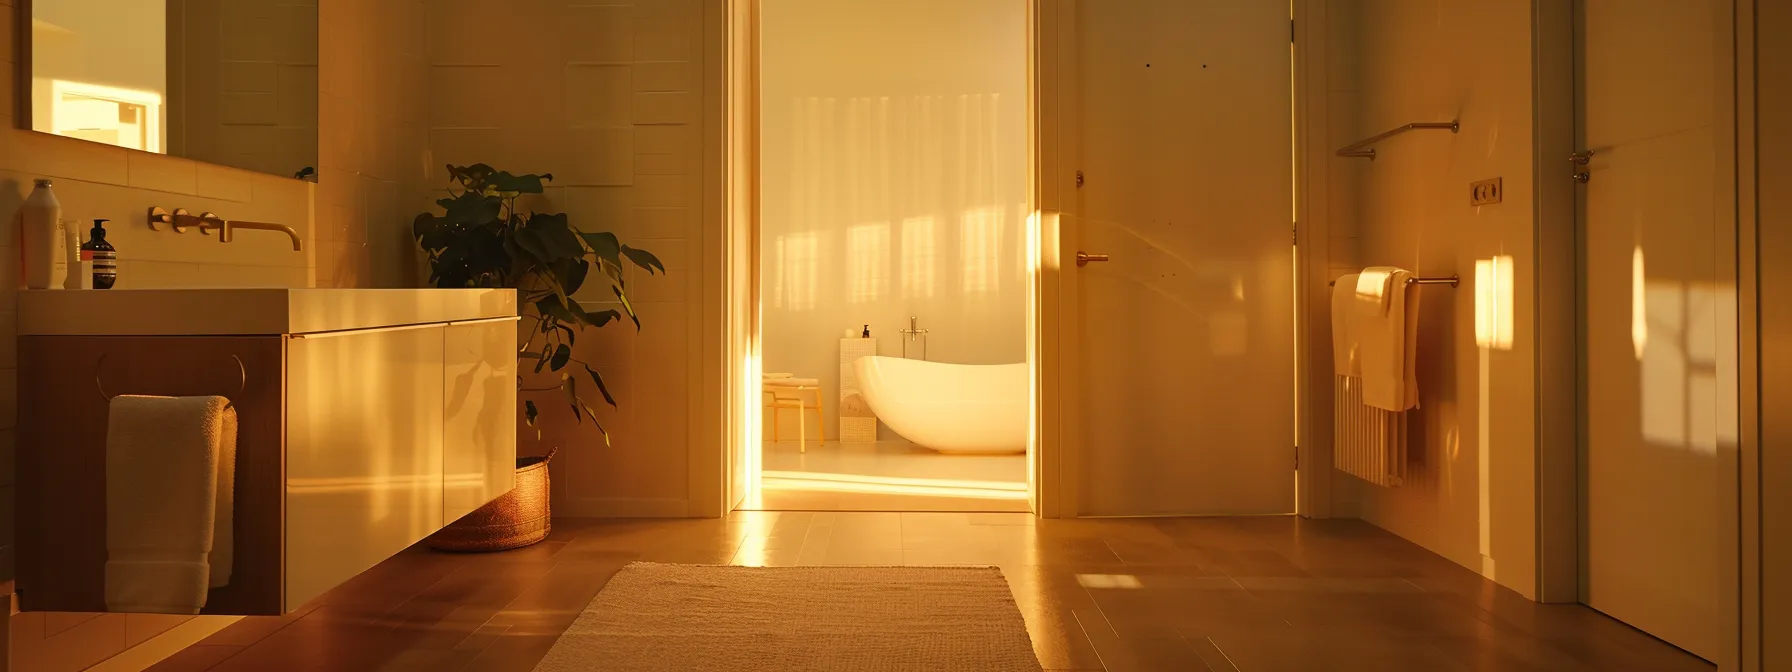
xmin=1470 ymin=178 xmax=1503 ymax=206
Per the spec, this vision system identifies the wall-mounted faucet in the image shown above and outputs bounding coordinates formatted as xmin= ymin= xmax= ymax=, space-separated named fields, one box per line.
xmin=148 ymin=207 xmax=303 ymax=251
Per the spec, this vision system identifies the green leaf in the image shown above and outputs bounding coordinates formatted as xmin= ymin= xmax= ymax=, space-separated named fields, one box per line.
xmin=487 ymin=171 xmax=551 ymax=194
xmin=534 ymin=296 xmax=578 ymax=324
xmin=620 ymin=245 xmax=666 ymax=275
xmin=584 ymin=364 xmax=617 ymax=407
xmin=562 ymin=374 xmax=580 ymax=422
xmin=614 ymin=286 xmax=642 ymax=331
xmin=581 ymin=403 xmax=611 ymax=446
xmin=550 ymin=344 xmax=572 ymax=371
xmin=552 ymin=322 xmax=576 ymax=346
xmin=552 ymin=257 xmax=590 ymax=296
xmin=532 ymin=343 xmax=552 ymax=373
xmin=448 ymin=164 xmax=496 ymax=187
xmin=581 ymin=308 xmax=621 ymax=328
xmin=524 ymin=400 xmax=539 ymax=427
xmin=580 ymin=231 xmax=622 ymax=266
xmin=513 ymin=226 xmax=551 ymax=263
xmin=528 ymin=213 xmax=586 ymax=260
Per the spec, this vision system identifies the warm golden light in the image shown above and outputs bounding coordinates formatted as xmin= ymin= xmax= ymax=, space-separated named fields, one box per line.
xmin=761 ymin=471 xmax=1028 ymax=500
xmin=1474 ymin=255 xmax=1515 ymax=350
xmin=960 ymin=207 xmax=1005 ymax=296
xmin=1075 ymin=574 xmax=1143 ymax=589
xmin=900 ymin=216 xmax=939 ymax=299
xmin=1632 ymin=246 xmax=1648 ymax=359
xmin=848 ymin=223 xmax=890 ymax=304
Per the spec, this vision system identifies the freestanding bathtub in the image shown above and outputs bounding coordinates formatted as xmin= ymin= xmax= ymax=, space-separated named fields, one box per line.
xmin=852 ymin=356 xmax=1027 ymax=454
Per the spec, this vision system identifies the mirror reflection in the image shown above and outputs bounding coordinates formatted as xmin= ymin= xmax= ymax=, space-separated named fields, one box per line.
xmin=28 ymin=0 xmax=319 ymax=179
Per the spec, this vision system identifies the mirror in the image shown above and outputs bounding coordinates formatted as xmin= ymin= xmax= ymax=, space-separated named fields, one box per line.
xmin=26 ymin=0 xmax=318 ymax=180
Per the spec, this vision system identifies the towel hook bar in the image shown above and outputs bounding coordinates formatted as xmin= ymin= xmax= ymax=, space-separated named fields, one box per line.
xmin=1336 ymin=121 xmax=1459 ymax=159
xmin=1329 ymin=275 xmax=1459 ymax=288
xmin=95 ymin=354 xmax=249 ymax=402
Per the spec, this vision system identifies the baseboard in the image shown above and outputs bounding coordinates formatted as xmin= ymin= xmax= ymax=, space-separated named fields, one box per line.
xmin=555 ymin=497 xmax=692 ymax=518
xmin=88 ymin=615 xmax=242 ymax=672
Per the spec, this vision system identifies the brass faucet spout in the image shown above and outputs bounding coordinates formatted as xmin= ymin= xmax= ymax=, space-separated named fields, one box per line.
xmin=222 ymin=219 xmax=304 ymax=251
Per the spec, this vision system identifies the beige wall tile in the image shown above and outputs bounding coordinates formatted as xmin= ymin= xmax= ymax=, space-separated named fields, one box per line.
xmin=633 ymin=61 xmax=695 ymax=92
xmin=626 ymin=237 xmax=684 ymax=303
xmin=632 ymin=92 xmax=694 ymax=125
xmin=278 ymin=66 xmax=321 ymax=128
xmin=565 ymin=186 xmax=633 ymax=229
xmin=566 ymin=65 xmax=633 ymax=127
xmin=429 ymin=66 xmax=507 ymax=128
xmin=196 ymin=163 xmax=255 ymax=203
xmin=220 ymin=61 xmax=281 ymax=93
xmin=0 ymin=132 xmax=132 ymax=186
xmin=560 ymin=128 xmax=634 ymax=186
xmin=633 ymin=152 xmax=685 ymax=176
xmin=561 ymin=5 xmax=634 ymax=64
xmin=127 ymin=153 xmax=201 ymax=196
xmin=427 ymin=0 xmax=506 ymax=66
xmin=220 ymin=92 xmax=281 ymax=126
xmin=630 ymin=207 xmax=692 ymax=241
xmin=634 ymin=124 xmax=695 ymax=155
xmin=630 ymin=174 xmax=684 ymax=208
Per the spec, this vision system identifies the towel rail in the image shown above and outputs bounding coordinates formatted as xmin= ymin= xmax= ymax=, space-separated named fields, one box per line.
xmin=1329 ymin=275 xmax=1459 ymax=288
xmin=95 ymin=353 xmax=247 ymax=401
xmin=1336 ymin=121 xmax=1459 ymax=159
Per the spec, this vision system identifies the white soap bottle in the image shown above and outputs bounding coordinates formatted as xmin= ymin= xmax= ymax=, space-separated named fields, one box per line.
xmin=23 ymin=179 xmax=64 ymax=290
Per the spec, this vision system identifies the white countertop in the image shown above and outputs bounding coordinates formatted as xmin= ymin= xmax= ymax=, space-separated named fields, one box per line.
xmin=20 ymin=288 xmax=519 ymax=336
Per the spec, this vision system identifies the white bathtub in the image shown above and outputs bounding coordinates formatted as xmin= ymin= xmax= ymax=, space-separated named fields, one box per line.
xmin=852 ymin=356 xmax=1027 ymax=454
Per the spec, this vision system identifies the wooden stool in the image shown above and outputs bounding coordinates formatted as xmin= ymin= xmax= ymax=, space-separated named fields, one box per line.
xmin=762 ymin=376 xmax=825 ymax=452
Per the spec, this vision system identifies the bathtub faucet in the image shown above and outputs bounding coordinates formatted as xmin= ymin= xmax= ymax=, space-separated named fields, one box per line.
xmin=898 ymin=316 xmax=930 ymax=360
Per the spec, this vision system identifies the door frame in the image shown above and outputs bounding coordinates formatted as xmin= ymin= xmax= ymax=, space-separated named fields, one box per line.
xmin=1534 ymin=1 xmax=1755 ymax=668
xmin=711 ymin=0 xmax=1321 ymax=519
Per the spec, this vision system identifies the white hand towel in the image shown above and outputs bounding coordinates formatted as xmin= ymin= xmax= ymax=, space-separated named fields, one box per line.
xmin=1355 ymin=268 xmax=1420 ymax=411
xmin=105 ymin=395 xmax=237 ymax=614
xmin=1330 ymin=273 xmax=1362 ymax=376
xmin=1355 ymin=267 xmax=1399 ymax=315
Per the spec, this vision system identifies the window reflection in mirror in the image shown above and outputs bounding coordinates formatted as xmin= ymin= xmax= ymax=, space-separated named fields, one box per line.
xmin=27 ymin=0 xmax=319 ymax=180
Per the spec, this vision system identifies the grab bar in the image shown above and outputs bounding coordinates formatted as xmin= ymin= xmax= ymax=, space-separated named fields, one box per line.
xmin=1336 ymin=121 xmax=1459 ymax=159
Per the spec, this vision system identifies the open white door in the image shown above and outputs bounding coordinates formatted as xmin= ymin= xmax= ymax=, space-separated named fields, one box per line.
xmin=1070 ymin=0 xmax=1294 ymax=516
xmin=1577 ymin=0 xmax=1729 ymax=660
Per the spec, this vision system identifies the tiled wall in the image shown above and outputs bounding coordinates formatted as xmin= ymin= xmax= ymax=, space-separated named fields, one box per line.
xmin=1323 ymin=0 xmax=1542 ymax=594
xmin=2 ymin=0 xmax=318 ymax=668
xmin=423 ymin=0 xmax=703 ymax=516
xmin=169 ymin=0 xmax=321 ymax=180
xmin=315 ymin=0 xmax=429 ymax=289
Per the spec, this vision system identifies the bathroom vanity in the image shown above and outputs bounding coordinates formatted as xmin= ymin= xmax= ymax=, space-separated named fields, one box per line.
xmin=16 ymin=289 xmax=519 ymax=615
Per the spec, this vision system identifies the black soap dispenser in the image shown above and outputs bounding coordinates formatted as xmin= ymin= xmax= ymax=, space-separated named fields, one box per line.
xmin=81 ymin=219 xmax=117 ymax=289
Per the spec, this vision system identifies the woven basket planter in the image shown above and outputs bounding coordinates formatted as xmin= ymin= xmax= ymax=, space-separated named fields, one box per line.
xmin=428 ymin=449 xmax=556 ymax=552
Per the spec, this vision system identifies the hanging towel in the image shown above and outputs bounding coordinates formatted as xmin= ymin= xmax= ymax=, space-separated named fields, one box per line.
xmin=1331 ymin=273 xmax=1363 ymax=376
xmin=1355 ymin=268 xmax=1422 ymax=411
xmin=105 ymin=395 xmax=237 ymax=614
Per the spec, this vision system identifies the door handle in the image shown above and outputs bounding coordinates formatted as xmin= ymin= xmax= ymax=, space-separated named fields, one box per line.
xmin=1076 ymin=252 xmax=1109 ymax=267
xmin=1569 ymin=150 xmax=1595 ymax=165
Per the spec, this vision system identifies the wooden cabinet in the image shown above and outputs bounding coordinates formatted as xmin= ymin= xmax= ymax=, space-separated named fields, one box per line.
xmin=17 ymin=317 xmax=517 ymax=615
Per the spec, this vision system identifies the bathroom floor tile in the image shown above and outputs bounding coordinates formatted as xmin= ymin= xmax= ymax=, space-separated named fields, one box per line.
xmin=150 ymin=515 xmax=1713 ymax=672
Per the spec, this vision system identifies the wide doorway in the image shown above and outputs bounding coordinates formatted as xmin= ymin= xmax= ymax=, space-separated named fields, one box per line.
xmin=742 ymin=0 xmax=1033 ymax=512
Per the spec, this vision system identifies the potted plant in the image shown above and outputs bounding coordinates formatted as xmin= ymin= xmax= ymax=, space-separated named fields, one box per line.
xmin=412 ymin=163 xmax=662 ymax=551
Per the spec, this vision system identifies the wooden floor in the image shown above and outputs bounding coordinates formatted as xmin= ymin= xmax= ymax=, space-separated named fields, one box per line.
xmin=150 ymin=513 xmax=1712 ymax=672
